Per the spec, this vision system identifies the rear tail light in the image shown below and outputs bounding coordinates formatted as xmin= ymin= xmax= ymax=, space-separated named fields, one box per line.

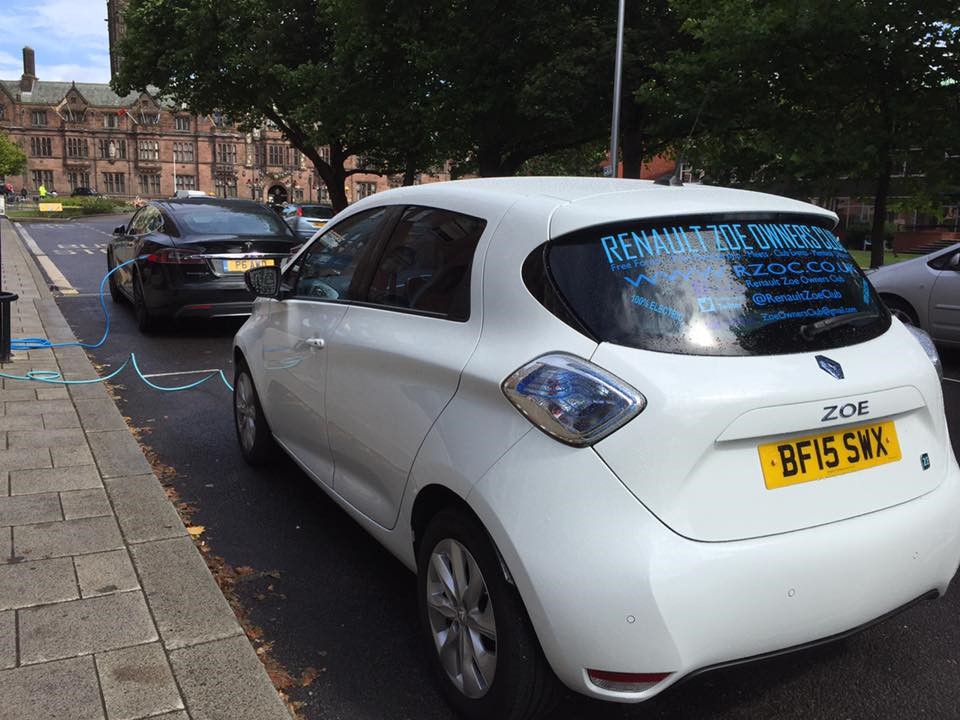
xmin=587 ymin=669 xmax=672 ymax=693
xmin=904 ymin=325 xmax=942 ymax=379
xmin=296 ymin=207 xmax=303 ymax=216
xmin=501 ymin=353 xmax=645 ymax=447
xmin=145 ymin=249 xmax=206 ymax=264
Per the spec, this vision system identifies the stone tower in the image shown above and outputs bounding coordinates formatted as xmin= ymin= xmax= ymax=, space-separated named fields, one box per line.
xmin=106 ymin=0 xmax=129 ymax=81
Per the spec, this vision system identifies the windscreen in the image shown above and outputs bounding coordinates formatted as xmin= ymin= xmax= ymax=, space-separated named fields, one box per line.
xmin=177 ymin=204 xmax=294 ymax=236
xmin=545 ymin=213 xmax=889 ymax=356
xmin=301 ymin=205 xmax=334 ymax=219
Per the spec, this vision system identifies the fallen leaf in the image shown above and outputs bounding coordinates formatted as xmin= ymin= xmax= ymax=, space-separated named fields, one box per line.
xmin=187 ymin=525 xmax=205 ymax=536
xmin=301 ymin=667 xmax=318 ymax=687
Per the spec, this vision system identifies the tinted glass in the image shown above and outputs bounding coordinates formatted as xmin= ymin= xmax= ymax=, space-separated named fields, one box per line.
xmin=367 ymin=206 xmax=486 ymax=320
xmin=545 ymin=214 xmax=889 ymax=356
xmin=300 ymin=205 xmax=334 ymax=219
xmin=126 ymin=207 xmax=153 ymax=235
xmin=175 ymin=204 xmax=293 ymax=236
xmin=286 ymin=207 xmax=388 ymax=301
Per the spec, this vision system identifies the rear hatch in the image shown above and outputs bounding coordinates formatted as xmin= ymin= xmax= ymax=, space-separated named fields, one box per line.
xmin=172 ymin=234 xmax=299 ymax=278
xmin=543 ymin=211 xmax=948 ymax=541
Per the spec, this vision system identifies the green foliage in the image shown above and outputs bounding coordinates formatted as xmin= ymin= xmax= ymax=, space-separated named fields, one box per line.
xmin=519 ymin=141 xmax=608 ymax=177
xmin=0 ymin=132 xmax=26 ymax=177
xmin=59 ymin=197 xmax=118 ymax=214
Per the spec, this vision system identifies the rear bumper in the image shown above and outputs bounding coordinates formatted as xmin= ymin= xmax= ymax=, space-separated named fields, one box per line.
xmin=468 ymin=430 xmax=960 ymax=703
xmin=142 ymin=280 xmax=254 ymax=319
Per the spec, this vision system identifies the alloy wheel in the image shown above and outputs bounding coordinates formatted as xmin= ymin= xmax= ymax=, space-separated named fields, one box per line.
xmin=235 ymin=371 xmax=258 ymax=453
xmin=425 ymin=538 xmax=498 ymax=699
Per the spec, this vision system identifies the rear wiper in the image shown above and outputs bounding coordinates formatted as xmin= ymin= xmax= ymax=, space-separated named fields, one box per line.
xmin=799 ymin=310 xmax=880 ymax=340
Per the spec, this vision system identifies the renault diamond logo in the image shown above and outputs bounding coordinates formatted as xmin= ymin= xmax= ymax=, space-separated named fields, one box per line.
xmin=816 ymin=355 xmax=844 ymax=380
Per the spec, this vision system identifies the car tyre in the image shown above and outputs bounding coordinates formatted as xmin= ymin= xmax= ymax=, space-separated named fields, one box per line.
xmin=106 ymin=252 xmax=122 ymax=304
xmin=132 ymin=272 xmax=154 ymax=333
xmin=883 ymin=296 xmax=918 ymax=326
xmin=417 ymin=508 xmax=559 ymax=720
xmin=234 ymin=362 xmax=276 ymax=464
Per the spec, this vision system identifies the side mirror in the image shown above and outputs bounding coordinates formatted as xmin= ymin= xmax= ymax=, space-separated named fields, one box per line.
xmin=113 ymin=225 xmax=126 ymax=235
xmin=245 ymin=266 xmax=282 ymax=298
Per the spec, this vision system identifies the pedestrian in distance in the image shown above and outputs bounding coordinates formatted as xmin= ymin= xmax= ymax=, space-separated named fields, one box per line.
xmin=38 ymin=184 xmax=47 ymax=199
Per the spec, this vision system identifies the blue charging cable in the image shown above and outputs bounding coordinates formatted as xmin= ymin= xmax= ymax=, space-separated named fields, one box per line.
xmin=4 ymin=258 xmax=234 ymax=392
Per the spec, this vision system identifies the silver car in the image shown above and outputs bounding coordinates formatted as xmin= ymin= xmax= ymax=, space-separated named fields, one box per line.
xmin=868 ymin=243 xmax=960 ymax=347
xmin=282 ymin=203 xmax=335 ymax=240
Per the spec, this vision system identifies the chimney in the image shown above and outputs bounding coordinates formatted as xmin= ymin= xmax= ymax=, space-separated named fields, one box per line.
xmin=20 ymin=47 xmax=36 ymax=92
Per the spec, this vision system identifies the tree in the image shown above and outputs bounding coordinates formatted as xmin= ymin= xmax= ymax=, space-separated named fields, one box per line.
xmin=0 ymin=132 xmax=26 ymax=178
xmin=646 ymin=0 xmax=960 ymax=267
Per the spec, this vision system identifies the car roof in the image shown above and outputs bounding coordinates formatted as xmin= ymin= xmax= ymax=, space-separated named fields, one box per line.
xmin=151 ymin=197 xmax=274 ymax=215
xmin=347 ymin=177 xmax=838 ymax=234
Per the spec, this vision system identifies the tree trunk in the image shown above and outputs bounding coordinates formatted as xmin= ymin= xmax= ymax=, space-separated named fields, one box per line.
xmin=403 ymin=159 xmax=417 ymax=186
xmin=477 ymin=145 xmax=506 ymax=177
xmin=869 ymin=147 xmax=892 ymax=269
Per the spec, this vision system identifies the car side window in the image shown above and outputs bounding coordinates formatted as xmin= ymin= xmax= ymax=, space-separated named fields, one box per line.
xmin=284 ymin=207 xmax=388 ymax=301
xmin=366 ymin=206 xmax=486 ymax=321
xmin=929 ymin=251 xmax=960 ymax=271
xmin=126 ymin=207 xmax=153 ymax=235
xmin=143 ymin=207 xmax=163 ymax=234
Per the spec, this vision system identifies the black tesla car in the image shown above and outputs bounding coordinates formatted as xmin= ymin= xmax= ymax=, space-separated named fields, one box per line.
xmin=107 ymin=198 xmax=300 ymax=331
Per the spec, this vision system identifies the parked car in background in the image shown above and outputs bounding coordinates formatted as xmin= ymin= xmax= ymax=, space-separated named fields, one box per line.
xmin=70 ymin=187 xmax=101 ymax=197
xmin=233 ymin=177 xmax=959 ymax=720
xmin=107 ymin=197 xmax=300 ymax=331
xmin=867 ymin=243 xmax=960 ymax=347
xmin=281 ymin=203 xmax=335 ymax=240
xmin=172 ymin=189 xmax=208 ymax=199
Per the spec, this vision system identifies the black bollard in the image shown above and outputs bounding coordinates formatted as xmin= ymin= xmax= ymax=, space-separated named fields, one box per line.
xmin=0 ymin=291 xmax=16 ymax=362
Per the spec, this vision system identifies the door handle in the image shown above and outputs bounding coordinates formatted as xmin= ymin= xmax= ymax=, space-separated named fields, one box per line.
xmin=305 ymin=337 xmax=325 ymax=349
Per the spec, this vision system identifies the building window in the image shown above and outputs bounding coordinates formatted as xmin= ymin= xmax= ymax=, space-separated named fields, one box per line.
xmin=212 ymin=112 xmax=230 ymax=127
xmin=175 ymin=175 xmax=197 ymax=191
xmin=138 ymin=174 xmax=161 ymax=196
xmin=31 ymin=170 xmax=55 ymax=190
xmin=254 ymin=144 xmax=265 ymax=167
xmin=356 ymin=181 xmax=377 ymax=200
xmin=318 ymin=185 xmax=330 ymax=204
xmin=30 ymin=137 xmax=53 ymax=157
xmin=216 ymin=143 xmax=237 ymax=164
xmin=173 ymin=142 xmax=194 ymax=163
xmin=103 ymin=113 xmax=119 ymax=129
xmin=215 ymin=176 xmax=238 ymax=198
xmin=0 ymin=104 xmax=6 ymax=120
xmin=175 ymin=116 xmax=191 ymax=131
xmin=31 ymin=110 xmax=47 ymax=126
xmin=294 ymin=187 xmax=304 ymax=202
xmin=138 ymin=141 xmax=160 ymax=161
xmin=102 ymin=172 xmax=126 ymax=194
xmin=99 ymin=138 xmax=126 ymax=159
xmin=319 ymin=146 xmax=330 ymax=164
xmin=67 ymin=172 xmax=91 ymax=191
xmin=66 ymin=137 xmax=89 ymax=158
xmin=138 ymin=110 xmax=160 ymax=126
xmin=268 ymin=144 xmax=286 ymax=166
xmin=63 ymin=109 xmax=84 ymax=123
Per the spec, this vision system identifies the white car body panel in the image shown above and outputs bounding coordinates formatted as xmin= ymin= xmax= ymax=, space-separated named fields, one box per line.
xmin=233 ymin=177 xmax=960 ymax=705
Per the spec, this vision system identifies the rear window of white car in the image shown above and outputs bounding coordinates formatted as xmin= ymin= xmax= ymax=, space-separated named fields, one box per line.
xmin=537 ymin=213 xmax=890 ymax=356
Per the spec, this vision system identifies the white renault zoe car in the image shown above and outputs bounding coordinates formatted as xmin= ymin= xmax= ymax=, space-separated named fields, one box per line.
xmin=233 ymin=177 xmax=960 ymax=720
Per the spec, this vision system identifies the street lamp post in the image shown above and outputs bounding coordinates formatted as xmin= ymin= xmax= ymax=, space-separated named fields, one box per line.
xmin=608 ymin=0 xmax=626 ymax=178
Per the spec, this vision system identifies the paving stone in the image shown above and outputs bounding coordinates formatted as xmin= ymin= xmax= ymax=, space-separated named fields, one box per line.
xmin=0 ymin=472 xmax=6 ymax=496
xmin=61 ymin=488 xmax=112 ymax=520
xmin=87 ymin=430 xmax=153 ymax=478
xmin=1 ymin=527 xmax=11 ymax=564
xmin=42 ymin=411 xmax=81 ymax=429
xmin=105 ymin=476 xmax=186 ymax=544
xmin=0 ymin=492 xmax=61 ymax=526
xmin=0 ymin=611 xmax=14 ymax=669
xmin=35 ymin=387 xmax=70 ymax=401
xmin=0 ymin=654 xmax=104 ymax=720
xmin=4 ymin=399 xmax=74 ymax=416
xmin=14 ymin=515 xmax=123 ymax=561
xmin=0 ymin=447 xmax=51 ymax=472
xmin=75 ymin=549 xmax=140 ymax=598
xmin=130 ymin=537 xmax=242 ymax=650
xmin=11 ymin=464 xmax=102 ymax=495
xmin=0 ymin=415 xmax=41 ymax=431
xmin=0 ymin=388 xmax=41 ymax=402
xmin=52 ymin=443 xmax=96 ymax=467
xmin=96 ymin=642 xmax=184 ymax=720
xmin=19 ymin=590 xmax=157 ymax=664
xmin=74 ymin=399 xmax=129 ymax=432
xmin=8 ymin=427 xmax=87 ymax=448
xmin=138 ymin=713 xmax=188 ymax=720
xmin=0 ymin=557 xmax=78 ymax=610
xmin=69 ymin=383 xmax=113 ymax=400
xmin=169 ymin=634 xmax=290 ymax=720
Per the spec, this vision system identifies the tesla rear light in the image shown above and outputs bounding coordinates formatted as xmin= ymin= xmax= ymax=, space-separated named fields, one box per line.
xmin=586 ymin=669 xmax=672 ymax=693
xmin=145 ymin=249 xmax=205 ymax=264
xmin=502 ymin=353 xmax=645 ymax=447
xmin=296 ymin=207 xmax=303 ymax=216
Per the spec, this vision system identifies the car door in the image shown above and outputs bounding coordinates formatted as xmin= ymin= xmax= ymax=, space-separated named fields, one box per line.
xmin=111 ymin=207 xmax=152 ymax=294
xmin=259 ymin=207 xmax=391 ymax=486
xmin=324 ymin=205 xmax=488 ymax=528
xmin=927 ymin=250 xmax=960 ymax=343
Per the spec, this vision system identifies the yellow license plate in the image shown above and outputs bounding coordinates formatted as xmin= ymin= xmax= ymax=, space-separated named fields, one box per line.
xmin=225 ymin=258 xmax=275 ymax=272
xmin=310 ymin=220 xmax=327 ymax=228
xmin=758 ymin=420 xmax=901 ymax=490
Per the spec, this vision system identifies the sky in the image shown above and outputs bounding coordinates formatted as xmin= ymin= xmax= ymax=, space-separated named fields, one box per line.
xmin=0 ymin=0 xmax=112 ymax=84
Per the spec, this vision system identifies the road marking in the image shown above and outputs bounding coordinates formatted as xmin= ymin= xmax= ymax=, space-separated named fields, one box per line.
xmin=14 ymin=224 xmax=79 ymax=295
xmin=140 ymin=369 xmax=225 ymax=379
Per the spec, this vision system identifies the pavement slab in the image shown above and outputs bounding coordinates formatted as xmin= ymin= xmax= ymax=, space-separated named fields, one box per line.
xmin=51 ymin=443 xmax=97 ymax=467
xmin=10 ymin=464 xmax=102 ymax=495
xmin=14 ymin=515 xmax=124 ymax=560
xmin=0 ymin=557 xmax=78 ymax=610
xmin=0 ymin=610 xmax=15 ymax=669
xmin=60 ymin=487 xmax=112 ymax=520
xmin=18 ymin=590 xmax=158 ymax=664
xmin=9 ymin=427 xmax=88 ymax=448
xmin=0 ymin=447 xmax=52 ymax=472
xmin=86 ymin=430 xmax=154 ymax=478
xmin=105 ymin=475 xmax=186 ymax=544
xmin=0 ymin=655 xmax=104 ymax=720
xmin=42 ymin=411 xmax=82 ymax=429
xmin=0 ymin=491 xmax=62 ymax=526
xmin=74 ymin=549 xmax=140 ymax=598
xmin=96 ymin=642 xmax=184 ymax=720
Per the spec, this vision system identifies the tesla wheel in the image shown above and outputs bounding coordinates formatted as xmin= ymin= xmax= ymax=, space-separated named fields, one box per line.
xmin=132 ymin=273 xmax=154 ymax=333
xmin=417 ymin=508 xmax=559 ymax=720
xmin=234 ymin=362 xmax=276 ymax=464
xmin=884 ymin=296 xmax=918 ymax=326
xmin=106 ymin=252 xmax=121 ymax=303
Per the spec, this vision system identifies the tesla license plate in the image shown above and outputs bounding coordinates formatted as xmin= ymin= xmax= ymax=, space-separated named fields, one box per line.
xmin=224 ymin=258 xmax=275 ymax=273
xmin=758 ymin=420 xmax=901 ymax=490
